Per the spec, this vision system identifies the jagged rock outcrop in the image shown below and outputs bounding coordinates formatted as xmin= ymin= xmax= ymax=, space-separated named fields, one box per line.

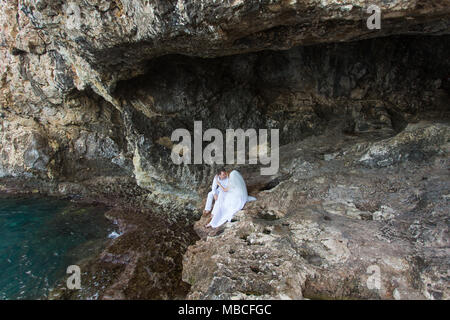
xmin=11 ymin=1 xmax=450 ymax=92
xmin=184 ymin=121 xmax=449 ymax=299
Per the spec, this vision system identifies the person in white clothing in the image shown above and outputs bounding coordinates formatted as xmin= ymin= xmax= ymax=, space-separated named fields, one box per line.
xmin=204 ymin=168 xmax=229 ymax=215
xmin=205 ymin=170 xmax=256 ymax=229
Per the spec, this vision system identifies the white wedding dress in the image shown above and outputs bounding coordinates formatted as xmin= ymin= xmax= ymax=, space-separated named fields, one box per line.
xmin=208 ymin=170 xmax=256 ymax=228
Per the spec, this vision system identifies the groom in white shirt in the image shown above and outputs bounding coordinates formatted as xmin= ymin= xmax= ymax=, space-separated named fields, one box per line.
xmin=204 ymin=168 xmax=228 ymax=215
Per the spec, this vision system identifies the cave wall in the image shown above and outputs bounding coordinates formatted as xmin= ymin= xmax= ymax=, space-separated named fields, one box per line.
xmin=113 ymin=35 xmax=449 ymax=208
xmin=0 ymin=1 xmax=449 ymax=210
xmin=11 ymin=0 xmax=450 ymax=96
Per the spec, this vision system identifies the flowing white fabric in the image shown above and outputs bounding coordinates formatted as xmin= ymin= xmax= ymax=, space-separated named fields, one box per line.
xmin=208 ymin=170 xmax=256 ymax=228
xmin=204 ymin=176 xmax=228 ymax=211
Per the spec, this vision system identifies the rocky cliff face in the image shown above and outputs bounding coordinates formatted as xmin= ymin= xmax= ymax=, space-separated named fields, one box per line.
xmin=0 ymin=0 xmax=449 ymax=299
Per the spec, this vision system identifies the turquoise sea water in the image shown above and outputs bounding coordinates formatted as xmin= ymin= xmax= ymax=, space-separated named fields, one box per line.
xmin=0 ymin=195 xmax=114 ymax=300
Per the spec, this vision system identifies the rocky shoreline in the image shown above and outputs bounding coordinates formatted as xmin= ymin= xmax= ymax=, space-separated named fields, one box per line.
xmin=0 ymin=178 xmax=201 ymax=300
xmin=47 ymin=206 xmax=199 ymax=300
xmin=4 ymin=118 xmax=447 ymax=300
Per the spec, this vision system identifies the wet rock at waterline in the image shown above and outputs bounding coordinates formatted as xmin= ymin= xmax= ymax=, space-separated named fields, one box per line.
xmin=48 ymin=207 xmax=199 ymax=300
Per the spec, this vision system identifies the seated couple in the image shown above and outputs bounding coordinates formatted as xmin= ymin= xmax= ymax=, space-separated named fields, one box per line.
xmin=203 ymin=168 xmax=256 ymax=228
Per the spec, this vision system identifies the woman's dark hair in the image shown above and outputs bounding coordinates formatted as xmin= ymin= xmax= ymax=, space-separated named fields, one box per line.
xmin=217 ymin=167 xmax=226 ymax=175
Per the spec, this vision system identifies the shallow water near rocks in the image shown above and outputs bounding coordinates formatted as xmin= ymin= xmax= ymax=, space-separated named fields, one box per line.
xmin=0 ymin=195 xmax=114 ymax=300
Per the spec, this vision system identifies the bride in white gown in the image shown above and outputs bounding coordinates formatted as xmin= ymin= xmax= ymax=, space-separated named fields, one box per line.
xmin=207 ymin=170 xmax=256 ymax=228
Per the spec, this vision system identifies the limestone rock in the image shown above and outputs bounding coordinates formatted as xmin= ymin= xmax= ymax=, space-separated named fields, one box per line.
xmin=359 ymin=122 xmax=450 ymax=168
xmin=183 ymin=122 xmax=450 ymax=300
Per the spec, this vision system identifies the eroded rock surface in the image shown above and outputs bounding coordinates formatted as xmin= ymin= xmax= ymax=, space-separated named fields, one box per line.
xmin=184 ymin=121 xmax=449 ymax=299
xmin=6 ymin=0 xmax=450 ymax=99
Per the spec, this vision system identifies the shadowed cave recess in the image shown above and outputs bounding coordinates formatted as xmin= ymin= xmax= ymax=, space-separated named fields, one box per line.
xmin=99 ymin=35 xmax=450 ymax=210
